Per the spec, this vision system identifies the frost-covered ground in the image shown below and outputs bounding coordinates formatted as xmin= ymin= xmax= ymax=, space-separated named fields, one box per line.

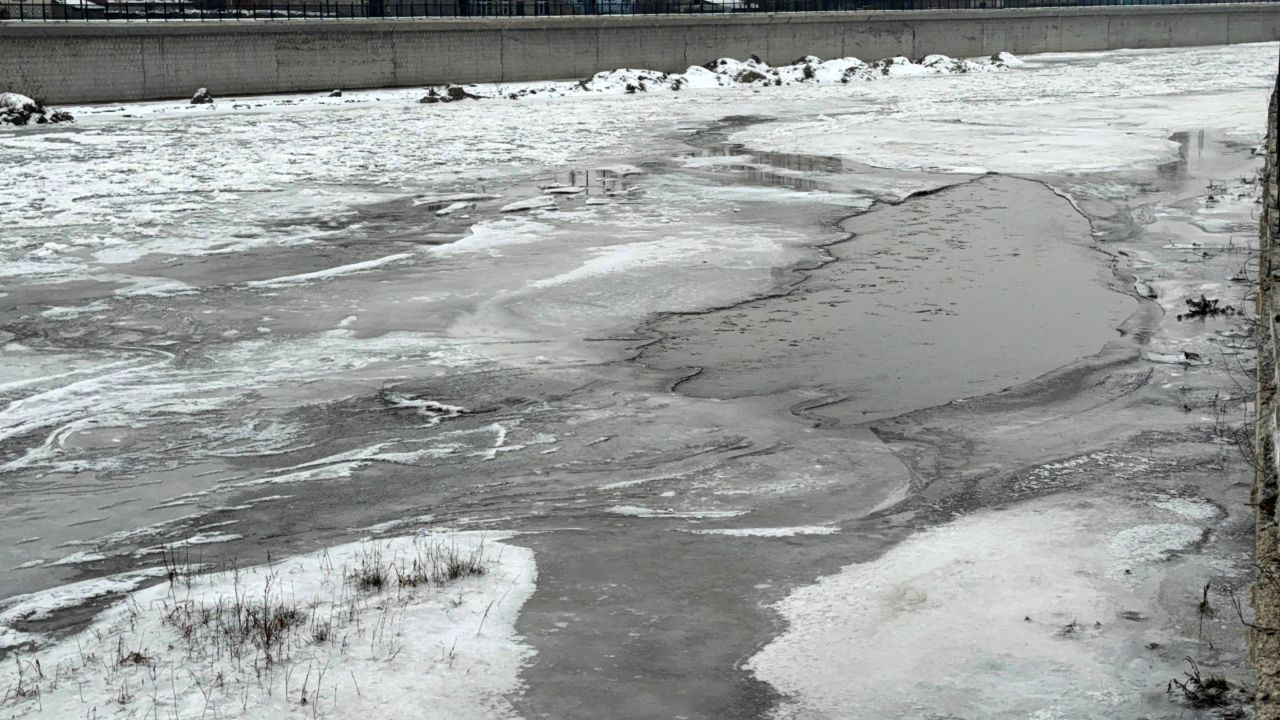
xmin=2 ymin=532 xmax=534 ymax=719
xmin=0 ymin=41 xmax=1276 ymax=719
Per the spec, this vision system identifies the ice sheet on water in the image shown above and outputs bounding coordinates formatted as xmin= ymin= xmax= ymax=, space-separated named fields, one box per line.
xmin=607 ymin=505 xmax=748 ymax=519
xmin=684 ymin=526 xmax=838 ymax=537
xmin=0 ymin=333 xmax=484 ymax=477
xmin=0 ymin=568 xmax=169 ymax=631
xmin=748 ymin=493 xmax=1224 ymax=718
xmin=730 ymin=44 xmax=1275 ymax=175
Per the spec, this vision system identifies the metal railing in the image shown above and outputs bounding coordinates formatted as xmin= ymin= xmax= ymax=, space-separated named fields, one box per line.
xmin=0 ymin=0 xmax=1274 ymax=20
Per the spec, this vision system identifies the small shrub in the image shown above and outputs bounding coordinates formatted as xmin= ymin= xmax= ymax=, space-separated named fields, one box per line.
xmin=348 ymin=547 xmax=388 ymax=591
xmin=1168 ymin=657 xmax=1236 ymax=709
xmin=161 ymin=573 xmax=306 ymax=666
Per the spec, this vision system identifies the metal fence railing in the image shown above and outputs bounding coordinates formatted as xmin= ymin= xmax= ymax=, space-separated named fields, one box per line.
xmin=0 ymin=0 xmax=1274 ymax=20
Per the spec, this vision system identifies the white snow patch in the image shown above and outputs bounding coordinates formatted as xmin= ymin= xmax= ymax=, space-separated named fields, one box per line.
xmin=224 ymin=461 xmax=365 ymax=489
xmin=1109 ymin=523 xmax=1203 ymax=563
xmin=45 ymin=550 xmax=108 ymax=566
xmin=1 ymin=92 xmax=73 ymax=126
xmin=383 ymin=392 xmax=466 ymax=426
xmin=432 ymin=216 xmax=552 ymax=257
xmin=114 ymin=278 xmax=198 ymax=297
xmin=0 ymin=92 xmax=36 ymax=112
xmin=138 ymin=531 xmax=244 ymax=555
xmin=530 ymin=234 xmax=776 ymax=289
xmin=365 ymin=514 xmax=437 ymax=534
xmin=412 ymin=192 xmax=497 ymax=207
xmin=244 ymin=252 xmax=414 ymax=288
xmin=500 ymin=196 xmax=557 ymax=213
xmin=0 ymin=532 xmax=536 ymax=720
xmin=436 ymin=201 xmax=475 ymax=216
xmin=1144 ymin=350 xmax=1208 ymax=365
xmin=1153 ymin=497 xmax=1220 ymax=521
xmin=562 ymin=52 xmax=1012 ymax=95
xmin=748 ymin=496 xmax=1215 ymax=718
xmin=993 ymin=51 xmax=1026 ymax=67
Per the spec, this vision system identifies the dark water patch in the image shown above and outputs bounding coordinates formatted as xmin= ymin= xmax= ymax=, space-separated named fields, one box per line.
xmin=638 ymin=174 xmax=1135 ymax=425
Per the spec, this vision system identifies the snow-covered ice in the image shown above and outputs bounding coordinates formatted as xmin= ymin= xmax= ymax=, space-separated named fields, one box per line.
xmin=748 ymin=495 xmax=1223 ymax=719
xmin=732 ymin=46 xmax=1271 ymax=174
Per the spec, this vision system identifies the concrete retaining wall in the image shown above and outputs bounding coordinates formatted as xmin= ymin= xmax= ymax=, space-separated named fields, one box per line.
xmin=1254 ymin=69 xmax=1280 ymax=720
xmin=1 ymin=5 xmax=1279 ymax=103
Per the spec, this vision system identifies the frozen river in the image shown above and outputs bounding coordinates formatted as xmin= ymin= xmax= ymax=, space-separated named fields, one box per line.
xmin=0 ymin=43 xmax=1275 ymax=719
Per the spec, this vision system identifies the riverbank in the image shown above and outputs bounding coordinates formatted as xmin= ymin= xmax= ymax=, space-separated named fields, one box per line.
xmin=0 ymin=44 xmax=1274 ymax=718
xmin=2 ymin=4 xmax=1279 ymax=102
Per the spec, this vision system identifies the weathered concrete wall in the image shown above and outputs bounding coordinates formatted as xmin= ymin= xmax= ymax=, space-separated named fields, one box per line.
xmin=1255 ymin=70 xmax=1280 ymax=720
xmin=1 ymin=5 xmax=1279 ymax=104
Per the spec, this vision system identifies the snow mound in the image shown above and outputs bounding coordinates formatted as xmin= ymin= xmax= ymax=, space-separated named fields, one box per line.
xmin=0 ymin=531 xmax=536 ymax=720
xmin=0 ymin=92 xmax=74 ymax=126
xmin=581 ymin=68 xmax=684 ymax=93
xmin=418 ymin=84 xmax=481 ymax=104
xmin=417 ymin=51 xmax=1021 ymax=103
xmin=992 ymin=50 xmax=1026 ymax=67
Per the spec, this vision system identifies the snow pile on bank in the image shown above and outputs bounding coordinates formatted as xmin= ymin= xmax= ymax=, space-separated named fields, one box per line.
xmin=0 ymin=92 xmax=73 ymax=126
xmin=419 ymin=52 xmax=1021 ymax=103
xmin=586 ymin=52 xmax=1015 ymax=92
xmin=0 ymin=532 xmax=536 ymax=720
